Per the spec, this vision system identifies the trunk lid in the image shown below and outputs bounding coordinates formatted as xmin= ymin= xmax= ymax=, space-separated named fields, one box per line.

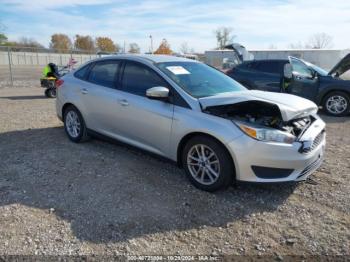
xmin=328 ymin=53 xmax=350 ymax=76
xmin=199 ymin=90 xmax=318 ymax=121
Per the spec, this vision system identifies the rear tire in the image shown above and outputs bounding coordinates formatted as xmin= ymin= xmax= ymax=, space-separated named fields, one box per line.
xmin=323 ymin=91 xmax=350 ymax=116
xmin=182 ymin=135 xmax=234 ymax=192
xmin=63 ymin=105 xmax=89 ymax=143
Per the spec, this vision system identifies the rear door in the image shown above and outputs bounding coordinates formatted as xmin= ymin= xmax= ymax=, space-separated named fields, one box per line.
xmin=115 ymin=61 xmax=174 ymax=156
xmin=288 ymin=57 xmax=319 ymax=102
xmin=250 ymin=61 xmax=283 ymax=92
xmin=78 ymin=60 xmax=122 ymax=135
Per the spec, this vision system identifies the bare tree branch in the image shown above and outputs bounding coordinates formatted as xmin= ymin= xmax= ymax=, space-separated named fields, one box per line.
xmin=214 ymin=27 xmax=236 ymax=49
xmin=268 ymin=44 xmax=278 ymax=50
xmin=287 ymin=41 xmax=305 ymax=49
xmin=179 ymin=42 xmax=189 ymax=54
xmin=0 ymin=19 xmax=6 ymax=32
xmin=128 ymin=43 xmax=140 ymax=53
xmin=307 ymin=33 xmax=333 ymax=49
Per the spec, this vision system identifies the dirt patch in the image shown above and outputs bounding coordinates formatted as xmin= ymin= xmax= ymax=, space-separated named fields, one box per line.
xmin=0 ymin=87 xmax=349 ymax=257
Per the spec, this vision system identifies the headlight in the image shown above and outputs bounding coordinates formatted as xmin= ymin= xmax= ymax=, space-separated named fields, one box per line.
xmin=235 ymin=122 xmax=296 ymax=144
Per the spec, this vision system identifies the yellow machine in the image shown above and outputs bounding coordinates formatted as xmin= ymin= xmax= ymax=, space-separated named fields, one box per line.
xmin=40 ymin=63 xmax=59 ymax=98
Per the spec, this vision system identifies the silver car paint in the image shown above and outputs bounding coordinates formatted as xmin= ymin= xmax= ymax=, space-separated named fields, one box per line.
xmin=56 ymin=55 xmax=326 ymax=182
xmin=227 ymin=115 xmax=325 ymax=182
xmin=199 ymin=90 xmax=318 ymax=121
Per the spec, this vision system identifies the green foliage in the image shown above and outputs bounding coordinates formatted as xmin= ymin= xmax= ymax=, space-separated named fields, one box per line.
xmin=50 ymin=34 xmax=72 ymax=52
xmin=74 ymin=35 xmax=95 ymax=52
xmin=128 ymin=43 xmax=140 ymax=53
xmin=96 ymin=37 xmax=118 ymax=52
xmin=0 ymin=33 xmax=8 ymax=45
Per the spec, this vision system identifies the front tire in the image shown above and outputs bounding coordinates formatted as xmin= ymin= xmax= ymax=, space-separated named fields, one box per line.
xmin=323 ymin=91 xmax=350 ymax=116
xmin=182 ymin=136 xmax=234 ymax=192
xmin=63 ymin=106 xmax=89 ymax=143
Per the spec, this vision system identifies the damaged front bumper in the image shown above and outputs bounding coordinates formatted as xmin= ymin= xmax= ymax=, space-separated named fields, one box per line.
xmin=226 ymin=116 xmax=326 ymax=182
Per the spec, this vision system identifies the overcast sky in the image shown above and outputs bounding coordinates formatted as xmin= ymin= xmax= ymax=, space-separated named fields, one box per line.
xmin=1 ymin=0 xmax=349 ymax=53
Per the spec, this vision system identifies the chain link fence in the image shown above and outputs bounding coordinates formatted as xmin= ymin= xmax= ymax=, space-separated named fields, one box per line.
xmin=0 ymin=46 xmax=99 ymax=88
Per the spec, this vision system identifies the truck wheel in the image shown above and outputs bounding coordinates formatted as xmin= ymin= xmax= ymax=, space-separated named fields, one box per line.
xmin=323 ymin=91 xmax=350 ymax=116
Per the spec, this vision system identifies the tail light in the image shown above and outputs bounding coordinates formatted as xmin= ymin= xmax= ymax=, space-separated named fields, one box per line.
xmin=56 ymin=79 xmax=64 ymax=88
xmin=225 ymin=68 xmax=234 ymax=75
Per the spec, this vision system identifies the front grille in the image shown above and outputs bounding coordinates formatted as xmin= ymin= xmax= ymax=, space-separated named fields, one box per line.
xmin=311 ymin=131 xmax=325 ymax=151
xmin=297 ymin=154 xmax=323 ymax=179
xmin=299 ymin=130 xmax=325 ymax=154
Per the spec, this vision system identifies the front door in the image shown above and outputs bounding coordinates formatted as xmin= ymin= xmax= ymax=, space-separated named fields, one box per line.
xmin=288 ymin=57 xmax=319 ymax=102
xmin=116 ymin=61 xmax=174 ymax=156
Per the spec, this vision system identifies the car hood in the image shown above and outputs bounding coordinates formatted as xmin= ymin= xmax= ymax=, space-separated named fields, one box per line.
xmin=328 ymin=53 xmax=350 ymax=76
xmin=199 ymin=90 xmax=318 ymax=121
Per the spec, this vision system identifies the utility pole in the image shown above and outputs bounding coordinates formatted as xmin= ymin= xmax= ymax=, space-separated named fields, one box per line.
xmin=149 ymin=35 xmax=153 ymax=54
xmin=123 ymin=40 xmax=126 ymax=53
xmin=7 ymin=47 xmax=13 ymax=87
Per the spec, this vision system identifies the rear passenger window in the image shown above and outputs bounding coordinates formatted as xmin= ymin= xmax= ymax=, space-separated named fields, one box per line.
xmin=122 ymin=62 xmax=168 ymax=96
xmin=254 ymin=61 xmax=281 ymax=74
xmin=74 ymin=64 xmax=90 ymax=80
xmin=87 ymin=61 xmax=119 ymax=88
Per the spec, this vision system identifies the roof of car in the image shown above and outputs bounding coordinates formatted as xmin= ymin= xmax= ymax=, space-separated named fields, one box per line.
xmin=97 ymin=54 xmax=198 ymax=64
xmin=245 ymin=59 xmax=289 ymax=63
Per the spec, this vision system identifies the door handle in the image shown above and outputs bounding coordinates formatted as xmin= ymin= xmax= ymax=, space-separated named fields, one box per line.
xmin=118 ymin=99 xmax=129 ymax=106
xmin=81 ymin=88 xmax=88 ymax=94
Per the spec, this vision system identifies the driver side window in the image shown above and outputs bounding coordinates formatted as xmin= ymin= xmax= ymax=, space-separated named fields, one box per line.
xmin=122 ymin=62 xmax=168 ymax=96
xmin=290 ymin=59 xmax=313 ymax=78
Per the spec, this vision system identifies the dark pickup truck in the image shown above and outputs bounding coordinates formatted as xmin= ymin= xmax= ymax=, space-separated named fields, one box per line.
xmin=226 ymin=55 xmax=350 ymax=116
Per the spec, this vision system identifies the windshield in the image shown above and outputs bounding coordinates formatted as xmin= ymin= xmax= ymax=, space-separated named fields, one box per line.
xmin=304 ymin=61 xmax=328 ymax=76
xmin=156 ymin=62 xmax=246 ymax=98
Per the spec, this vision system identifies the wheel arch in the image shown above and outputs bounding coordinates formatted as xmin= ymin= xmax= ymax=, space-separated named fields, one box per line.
xmin=176 ymin=132 xmax=236 ymax=176
xmin=319 ymin=88 xmax=350 ymax=105
xmin=62 ymin=102 xmax=87 ymax=123
xmin=62 ymin=102 xmax=76 ymax=119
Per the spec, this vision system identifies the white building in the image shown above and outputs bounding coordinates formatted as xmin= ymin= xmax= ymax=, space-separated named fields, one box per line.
xmin=249 ymin=49 xmax=350 ymax=71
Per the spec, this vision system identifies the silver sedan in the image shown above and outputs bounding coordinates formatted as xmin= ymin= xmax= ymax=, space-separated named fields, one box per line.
xmin=56 ymin=55 xmax=326 ymax=191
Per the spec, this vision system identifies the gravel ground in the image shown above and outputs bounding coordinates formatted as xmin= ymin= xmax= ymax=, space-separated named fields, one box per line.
xmin=0 ymin=87 xmax=349 ymax=259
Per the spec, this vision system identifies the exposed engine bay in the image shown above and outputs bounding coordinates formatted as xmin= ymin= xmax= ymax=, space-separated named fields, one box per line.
xmin=204 ymin=101 xmax=313 ymax=138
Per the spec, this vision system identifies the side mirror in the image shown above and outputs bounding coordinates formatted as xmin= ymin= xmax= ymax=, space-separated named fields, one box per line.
xmin=146 ymin=86 xmax=169 ymax=100
xmin=284 ymin=64 xmax=293 ymax=79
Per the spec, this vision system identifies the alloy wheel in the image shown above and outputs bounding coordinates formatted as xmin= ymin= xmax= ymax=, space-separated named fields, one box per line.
xmin=65 ymin=110 xmax=81 ymax=138
xmin=186 ymin=144 xmax=220 ymax=185
xmin=326 ymin=95 xmax=348 ymax=114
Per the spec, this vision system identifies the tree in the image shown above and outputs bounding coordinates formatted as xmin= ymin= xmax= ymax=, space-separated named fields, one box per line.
xmin=74 ymin=35 xmax=95 ymax=52
xmin=128 ymin=43 xmax=140 ymax=53
xmin=0 ymin=33 xmax=8 ymax=45
xmin=268 ymin=44 xmax=277 ymax=50
xmin=0 ymin=21 xmax=9 ymax=45
xmin=179 ymin=42 xmax=189 ymax=54
xmin=214 ymin=27 xmax=236 ymax=49
xmin=287 ymin=41 xmax=305 ymax=49
xmin=18 ymin=37 xmax=44 ymax=48
xmin=307 ymin=33 xmax=333 ymax=49
xmin=179 ymin=42 xmax=195 ymax=54
xmin=50 ymin=34 xmax=72 ymax=52
xmin=96 ymin=37 xmax=118 ymax=52
xmin=0 ymin=20 xmax=6 ymax=33
xmin=154 ymin=39 xmax=172 ymax=55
